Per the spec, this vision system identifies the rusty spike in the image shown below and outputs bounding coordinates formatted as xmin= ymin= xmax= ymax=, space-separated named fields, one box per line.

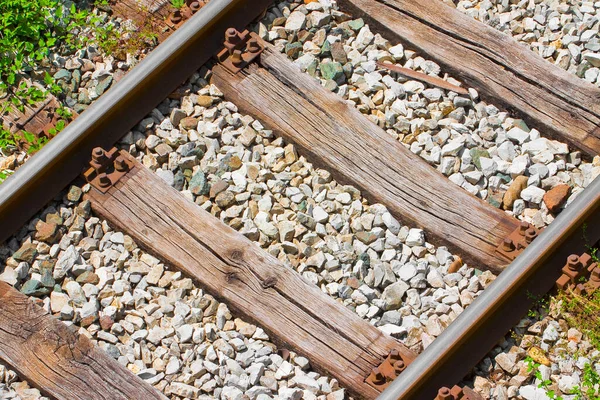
xmin=114 ymin=156 xmax=129 ymax=172
xmin=231 ymin=50 xmax=244 ymax=67
xmin=225 ymin=28 xmax=240 ymax=45
xmin=567 ymin=254 xmax=582 ymax=271
xmin=170 ymin=10 xmax=182 ymax=24
xmin=247 ymin=38 xmax=261 ymax=54
xmin=97 ymin=173 xmax=111 ymax=188
xmin=371 ymin=367 xmax=386 ymax=385
xmin=435 ymin=387 xmax=454 ymax=400
xmin=448 ymin=256 xmax=463 ymax=273
xmin=502 ymin=238 xmax=514 ymax=252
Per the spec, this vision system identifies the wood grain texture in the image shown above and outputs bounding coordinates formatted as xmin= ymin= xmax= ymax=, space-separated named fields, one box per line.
xmin=0 ymin=281 xmax=165 ymax=400
xmin=85 ymin=155 xmax=414 ymax=399
xmin=337 ymin=0 xmax=600 ymax=156
xmin=1 ymin=96 xmax=56 ymax=135
xmin=211 ymin=39 xmax=520 ymax=273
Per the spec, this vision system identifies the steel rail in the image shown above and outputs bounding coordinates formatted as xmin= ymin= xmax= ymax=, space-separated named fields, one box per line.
xmin=377 ymin=176 xmax=600 ymax=400
xmin=0 ymin=0 xmax=272 ymax=243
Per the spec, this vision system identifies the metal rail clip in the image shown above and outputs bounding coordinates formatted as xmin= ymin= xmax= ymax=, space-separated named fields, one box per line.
xmin=217 ymin=28 xmax=264 ymax=73
xmin=83 ymin=147 xmax=133 ymax=193
xmin=556 ymin=252 xmax=600 ymax=293
xmin=435 ymin=386 xmax=483 ymax=400
xmin=495 ymin=221 xmax=541 ymax=261
xmin=365 ymin=349 xmax=407 ymax=390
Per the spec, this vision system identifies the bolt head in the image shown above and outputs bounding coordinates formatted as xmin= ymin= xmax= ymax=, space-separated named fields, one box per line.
xmin=92 ymin=147 xmax=106 ymax=163
xmin=393 ymin=360 xmax=405 ymax=373
xmin=502 ymin=238 xmax=514 ymax=252
xmin=371 ymin=367 xmax=385 ymax=384
xmin=231 ymin=49 xmax=244 ymax=66
xmin=114 ymin=156 xmax=129 ymax=172
xmin=525 ymin=228 xmax=537 ymax=243
xmin=247 ymin=38 xmax=261 ymax=53
xmin=98 ymin=173 xmax=111 ymax=188
xmin=567 ymin=254 xmax=581 ymax=271
xmin=519 ymin=221 xmax=529 ymax=234
xmin=225 ymin=28 xmax=239 ymax=44
xmin=436 ymin=387 xmax=453 ymax=400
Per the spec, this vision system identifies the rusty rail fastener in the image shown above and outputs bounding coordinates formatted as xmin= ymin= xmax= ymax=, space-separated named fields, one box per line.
xmin=169 ymin=9 xmax=182 ymax=24
xmin=364 ymin=350 xmax=484 ymax=397
xmin=495 ymin=221 xmax=541 ymax=261
xmin=83 ymin=147 xmax=133 ymax=193
xmin=365 ymin=349 xmax=407 ymax=391
xmin=435 ymin=386 xmax=483 ymax=399
xmin=216 ymin=28 xmax=264 ymax=73
xmin=556 ymin=252 xmax=599 ymax=292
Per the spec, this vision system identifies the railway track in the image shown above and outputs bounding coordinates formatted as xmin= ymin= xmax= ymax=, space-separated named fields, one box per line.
xmin=0 ymin=0 xmax=599 ymax=399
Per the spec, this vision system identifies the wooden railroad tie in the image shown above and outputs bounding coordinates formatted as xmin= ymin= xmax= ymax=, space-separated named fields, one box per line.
xmin=83 ymin=148 xmax=484 ymax=398
xmin=84 ymin=148 xmax=413 ymax=399
xmin=211 ymin=32 xmax=522 ymax=274
xmin=336 ymin=0 xmax=600 ymax=156
xmin=0 ymin=281 xmax=165 ymax=400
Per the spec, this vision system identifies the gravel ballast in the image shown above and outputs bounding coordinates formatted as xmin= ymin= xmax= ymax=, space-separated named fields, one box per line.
xmin=1 ymin=0 xmax=599 ymax=398
xmin=0 ymin=192 xmax=345 ymax=400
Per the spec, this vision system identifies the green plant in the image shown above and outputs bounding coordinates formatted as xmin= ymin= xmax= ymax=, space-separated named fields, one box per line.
xmin=0 ymin=128 xmax=16 ymax=149
xmin=582 ymin=223 xmax=599 ymax=264
xmin=44 ymin=72 xmax=63 ymax=96
xmin=574 ymin=363 xmax=600 ymax=399
xmin=0 ymin=0 xmax=130 ymax=111
xmin=56 ymin=104 xmax=72 ymax=120
xmin=526 ymin=356 xmax=563 ymax=399
xmin=171 ymin=0 xmax=185 ymax=9
xmin=20 ymin=130 xmax=48 ymax=154
xmin=555 ymin=226 xmax=600 ymax=351
xmin=94 ymin=0 xmax=110 ymax=8
xmin=0 ymin=0 xmax=82 ymax=104
xmin=0 ymin=169 xmax=13 ymax=184
xmin=526 ymin=291 xmax=551 ymax=319
xmin=47 ymin=119 xmax=66 ymax=136
xmin=558 ymin=289 xmax=600 ymax=351
xmin=527 ymin=351 xmax=600 ymax=399
xmin=92 ymin=21 xmax=120 ymax=56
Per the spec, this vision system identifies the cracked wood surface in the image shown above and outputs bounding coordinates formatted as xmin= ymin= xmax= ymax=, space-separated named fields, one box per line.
xmin=85 ymin=152 xmax=415 ymax=399
xmin=211 ymin=37 xmax=520 ymax=273
xmin=337 ymin=0 xmax=600 ymax=156
xmin=0 ymin=281 xmax=165 ymax=400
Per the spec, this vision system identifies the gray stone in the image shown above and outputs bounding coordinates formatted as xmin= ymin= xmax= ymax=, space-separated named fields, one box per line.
xmin=285 ymin=11 xmax=306 ymax=31
xmin=381 ymin=281 xmax=409 ymax=310
xmin=54 ymin=245 xmax=81 ymax=280
xmin=521 ymin=186 xmax=545 ymax=204
xmin=405 ymin=228 xmax=425 ymax=246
